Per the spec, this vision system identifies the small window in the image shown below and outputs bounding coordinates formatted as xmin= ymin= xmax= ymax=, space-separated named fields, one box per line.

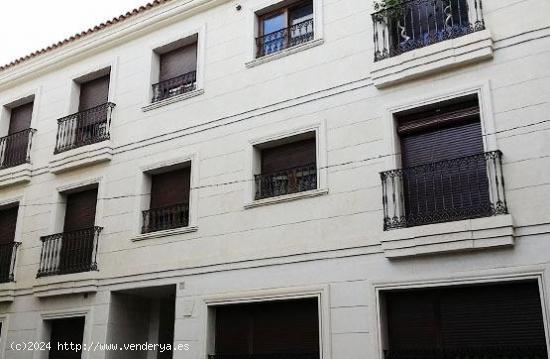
xmin=1 ymin=101 xmax=35 ymax=169
xmin=153 ymin=39 xmax=198 ymax=103
xmin=256 ymin=0 xmax=314 ymax=58
xmin=254 ymin=132 xmax=317 ymax=200
xmin=211 ymin=298 xmax=320 ymax=358
xmin=142 ymin=166 xmax=191 ymax=233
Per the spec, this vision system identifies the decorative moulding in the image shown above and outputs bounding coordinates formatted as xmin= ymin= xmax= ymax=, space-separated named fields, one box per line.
xmin=141 ymin=89 xmax=204 ymax=112
xmin=0 ymin=282 xmax=16 ymax=303
xmin=49 ymin=141 xmax=113 ymax=174
xmin=371 ymin=30 xmax=494 ymax=88
xmin=32 ymin=273 xmax=98 ymax=298
xmin=380 ymin=214 xmax=515 ymax=258
xmin=244 ymin=188 xmax=328 ymax=209
xmin=0 ymin=163 xmax=32 ymax=189
xmin=132 ymin=226 xmax=199 ymax=242
xmin=245 ymin=39 xmax=324 ymax=68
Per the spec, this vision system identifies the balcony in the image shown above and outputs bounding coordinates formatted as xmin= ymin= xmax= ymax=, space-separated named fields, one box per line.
xmin=0 ymin=242 xmax=21 ymax=283
xmin=54 ymin=102 xmax=115 ymax=154
xmin=141 ymin=203 xmax=189 ymax=234
xmin=255 ymin=163 xmax=317 ymax=200
xmin=256 ymin=19 xmax=314 ymax=58
xmin=381 ymin=151 xmax=508 ymax=231
xmin=0 ymin=129 xmax=36 ymax=169
xmin=383 ymin=346 xmax=548 ymax=359
xmin=372 ymin=0 xmax=485 ymax=61
xmin=37 ymin=226 xmax=102 ymax=278
xmin=152 ymin=71 xmax=197 ymax=103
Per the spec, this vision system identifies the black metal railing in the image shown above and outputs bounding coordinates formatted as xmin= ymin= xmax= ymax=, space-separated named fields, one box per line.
xmin=381 ymin=151 xmax=507 ymax=230
xmin=54 ymin=102 xmax=115 ymax=154
xmin=142 ymin=203 xmax=189 ymax=234
xmin=256 ymin=18 xmax=314 ymax=58
xmin=0 ymin=242 xmax=21 ymax=283
xmin=0 ymin=129 xmax=36 ymax=169
xmin=37 ymin=226 xmax=102 ymax=277
xmin=384 ymin=346 xmax=548 ymax=359
xmin=208 ymin=353 xmax=320 ymax=359
xmin=152 ymin=71 xmax=197 ymax=103
xmin=255 ymin=163 xmax=317 ymax=200
xmin=372 ymin=0 xmax=485 ymax=61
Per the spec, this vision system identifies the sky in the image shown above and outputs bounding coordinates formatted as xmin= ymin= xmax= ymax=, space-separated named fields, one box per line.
xmin=0 ymin=0 xmax=149 ymax=67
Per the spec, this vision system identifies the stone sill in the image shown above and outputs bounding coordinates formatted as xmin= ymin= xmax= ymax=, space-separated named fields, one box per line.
xmin=372 ymin=30 xmax=494 ymax=88
xmin=141 ymin=89 xmax=204 ymax=112
xmin=244 ymin=188 xmax=328 ymax=209
xmin=381 ymin=214 xmax=515 ymax=258
xmin=132 ymin=225 xmax=198 ymax=242
xmin=0 ymin=282 xmax=15 ymax=303
xmin=49 ymin=141 xmax=113 ymax=174
xmin=245 ymin=38 xmax=324 ymax=68
xmin=0 ymin=163 xmax=32 ymax=189
xmin=33 ymin=272 xmax=98 ymax=298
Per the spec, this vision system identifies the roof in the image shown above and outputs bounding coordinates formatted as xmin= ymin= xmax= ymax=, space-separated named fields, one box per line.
xmin=0 ymin=0 xmax=172 ymax=72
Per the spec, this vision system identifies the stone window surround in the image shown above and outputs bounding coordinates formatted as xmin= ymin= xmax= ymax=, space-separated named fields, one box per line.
xmin=371 ymin=271 xmax=550 ymax=359
xmin=203 ymin=285 xmax=330 ymax=359
xmin=245 ymin=0 xmax=325 ymax=68
xmin=36 ymin=309 xmax=91 ymax=359
xmin=0 ymin=314 xmax=9 ymax=355
xmin=133 ymin=153 xmax=200 ymax=241
xmin=244 ymin=121 xmax=328 ymax=208
xmin=142 ymin=24 xmax=206 ymax=112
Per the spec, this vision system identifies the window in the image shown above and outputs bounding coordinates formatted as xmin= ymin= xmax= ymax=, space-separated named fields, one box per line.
xmin=211 ymin=298 xmax=320 ymax=359
xmin=142 ymin=166 xmax=191 ymax=233
xmin=38 ymin=187 xmax=102 ymax=277
xmin=46 ymin=317 xmax=85 ymax=359
xmin=1 ymin=101 xmax=35 ymax=169
xmin=381 ymin=95 xmax=508 ymax=229
xmin=254 ymin=133 xmax=317 ymax=200
xmin=381 ymin=281 xmax=547 ymax=359
xmin=256 ymin=0 xmax=314 ymax=58
xmin=152 ymin=38 xmax=198 ymax=103
xmin=0 ymin=203 xmax=20 ymax=283
xmin=55 ymin=71 xmax=114 ymax=154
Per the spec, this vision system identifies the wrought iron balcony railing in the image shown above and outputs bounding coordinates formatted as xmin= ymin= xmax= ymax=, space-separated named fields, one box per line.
xmin=256 ymin=18 xmax=314 ymax=58
xmin=0 ymin=128 xmax=36 ymax=170
xmin=381 ymin=151 xmax=507 ymax=230
xmin=54 ymin=102 xmax=115 ymax=154
xmin=383 ymin=346 xmax=548 ymax=359
xmin=142 ymin=202 xmax=190 ymax=234
xmin=37 ymin=226 xmax=102 ymax=277
xmin=208 ymin=353 xmax=320 ymax=359
xmin=152 ymin=71 xmax=197 ymax=103
xmin=0 ymin=242 xmax=21 ymax=283
xmin=255 ymin=163 xmax=317 ymax=200
xmin=372 ymin=0 xmax=485 ymax=61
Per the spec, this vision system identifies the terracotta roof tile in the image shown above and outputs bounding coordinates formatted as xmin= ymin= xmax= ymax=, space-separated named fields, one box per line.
xmin=0 ymin=0 xmax=172 ymax=72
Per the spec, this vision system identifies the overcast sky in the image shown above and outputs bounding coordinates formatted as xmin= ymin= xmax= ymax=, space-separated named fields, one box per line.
xmin=0 ymin=0 xmax=149 ymax=66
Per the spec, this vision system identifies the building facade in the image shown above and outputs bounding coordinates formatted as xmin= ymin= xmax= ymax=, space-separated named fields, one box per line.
xmin=0 ymin=0 xmax=549 ymax=358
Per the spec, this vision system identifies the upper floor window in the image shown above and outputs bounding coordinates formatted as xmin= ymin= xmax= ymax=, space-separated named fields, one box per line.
xmin=1 ymin=100 xmax=36 ymax=169
xmin=0 ymin=203 xmax=21 ymax=283
xmin=55 ymin=70 xmax=115 ymax=154
xmin=372 ymin=0 xmax=485 ymax=61
xmin=254 ymin=133 xmax=317 ymax=200
xmin=142 ymin=165 xmax=191 ymax=234
xmin=152 ymin=38 xmax=198 ymax=103
xmin=256 ymin=0 xmax=314 ymax=58
xmin=381 ymin=95 xmax=508 ymax=230
xmin=38 ymin=186 xmax=102 ymax=277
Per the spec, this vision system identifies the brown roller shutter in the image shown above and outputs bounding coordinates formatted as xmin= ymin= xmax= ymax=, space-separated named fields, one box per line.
xmin=385 ymin=281 xmax=547 ymax=352
xmin=261 ymin=138 xmax=316 ymax=174
xmin=0 ymin=205 xmax=18 ymax=245
xmin=64 ymin=188 xmax=98 ymax=232
xmin=150 ymin=167 xmax=191 ymax=209
xmin=9 ymin=102 xmax=33 ymax=134
xmin=159 ymin=43 xmax=198 ymax=82
xmin=79 ymin=75 xmax=110 ymax=111
xmin=215 ymin=298 xmax=320 ymax=356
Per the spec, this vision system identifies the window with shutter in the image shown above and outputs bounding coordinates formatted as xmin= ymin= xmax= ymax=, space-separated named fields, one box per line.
xmin=0 ymin=205 xmax=18 ymax=245
xmin=64 ymin=188 xmax=98 ymax=232
xmin=383 ymin=281 xmax=548 ymax=358
xmin=8 ymin=102 xmax=33 ymax=134
xmin=214 ymin=298 xmax=320 ymax=357
xmin=153 ymin=42 xmax=198 ymax=103
xmin=3 ymin=102 xmax=34 ymax=168
xmin=48 ymin=317 xmax=85 ymax=359
xmin=142 ymin=167 xmax=191 ymax=233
